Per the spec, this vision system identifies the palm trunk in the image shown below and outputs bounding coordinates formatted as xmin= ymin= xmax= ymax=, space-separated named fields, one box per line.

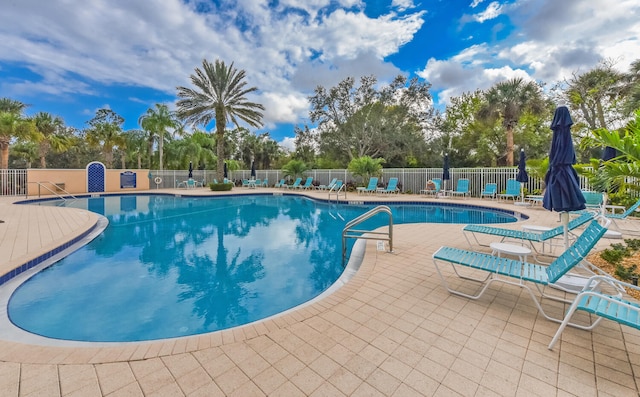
xmin=506 ymin=125 xmax=514 ymax=166
xmin=39 ymin=141 xmax=49 ymax=168
xmin=0 ymin=139 xmax=9 ymax=169
xmin=216 ymin=108 xmax=225 ymax=181
xmin=159 ymin=132 xmax=164 ymax=171
xmin=147 ymin=137 xmax=154 ymax=169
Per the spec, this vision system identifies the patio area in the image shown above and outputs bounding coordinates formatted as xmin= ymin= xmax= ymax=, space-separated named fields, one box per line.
xmin=1 ymin=189 xmax=639 ymax=396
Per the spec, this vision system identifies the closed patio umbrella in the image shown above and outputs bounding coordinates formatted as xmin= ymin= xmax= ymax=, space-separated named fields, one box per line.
xmin=223 ymin=162 xmax=228 ymax=179
xmin=602 ymin=146 xmax=617 ymax=162
xmin=442 ymin=154 xmax=450 ymax=193
xmin=516 ymin=148 xmax=529 ymax=202
xmin=250 ymin=160 xmax=256 ymax=179
xmin=188 ymin=161 xmax=193 ymax=179
xmin=543 ymin=105 xmax=586 ymax=247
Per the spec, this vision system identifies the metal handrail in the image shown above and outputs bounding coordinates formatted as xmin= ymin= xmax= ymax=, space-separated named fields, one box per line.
xmin=328 ymin=182 xmax=347 ymax=201
xmin=27 ymin=181 xmax=78 ymax=201
xmin=342 ymin=205 xmax=393 ymax=264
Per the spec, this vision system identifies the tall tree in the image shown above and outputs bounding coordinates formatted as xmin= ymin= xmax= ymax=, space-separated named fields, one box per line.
xmin=477 ymin=78 xmax=546 ymax=166
xmin=293 ymin=125 xmax=317 ymax=164
xmin=85 ymin=109 xmax=126 ymax=168
xmin=309 ymin=75 xmax=434 ymax=164
xmin=0 ymin=98 xmax=36 ymax=169
xmin=139 ymin=104 xmax=179 ymax=171
xmin=10 ymin=141 xmax=38 ymax=168
xmin=32 ymin=112 xmax=73 ymax=168
xmin=123 ymin=129 xmax=147 ymax=169
xmin=623 ymin=58 xmax=640 ymax=115
xmin=565 ymin=60 xmax=627 ymax=132
xmin=176 ymin=59 xmax=265 ymax=182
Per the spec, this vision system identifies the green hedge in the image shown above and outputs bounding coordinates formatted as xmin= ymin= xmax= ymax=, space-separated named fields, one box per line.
xmin=209 ymin=182 xmax=234 ymax=191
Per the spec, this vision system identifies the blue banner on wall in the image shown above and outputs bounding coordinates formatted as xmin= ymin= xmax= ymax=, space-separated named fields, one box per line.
xmin=120 ymin=171 xmax=137 ymax=189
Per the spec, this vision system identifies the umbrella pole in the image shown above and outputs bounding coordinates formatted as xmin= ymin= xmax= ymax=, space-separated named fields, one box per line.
xmin=561 ymin=212 xmax=570 ymax=249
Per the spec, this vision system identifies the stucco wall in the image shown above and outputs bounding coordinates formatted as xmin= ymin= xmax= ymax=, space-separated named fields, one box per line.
xmin=27 ymin=169 xmax=151 ymax=196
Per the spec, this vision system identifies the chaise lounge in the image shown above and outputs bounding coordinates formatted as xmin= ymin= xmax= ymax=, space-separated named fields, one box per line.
xmin=433 ymin=219 xmax=611 ymax=327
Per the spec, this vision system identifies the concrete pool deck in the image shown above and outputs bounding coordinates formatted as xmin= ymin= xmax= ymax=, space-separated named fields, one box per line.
xmin=1 ymin=189 xmax=640 ymax=396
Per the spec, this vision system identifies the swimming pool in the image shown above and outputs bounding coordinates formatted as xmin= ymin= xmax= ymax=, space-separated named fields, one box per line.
xmin=7 ymin=194 xmax=520 ymax=342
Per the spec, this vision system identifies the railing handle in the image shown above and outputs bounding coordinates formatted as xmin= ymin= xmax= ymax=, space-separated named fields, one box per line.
xmin=342 ymin=205 xmax=393 ymax=264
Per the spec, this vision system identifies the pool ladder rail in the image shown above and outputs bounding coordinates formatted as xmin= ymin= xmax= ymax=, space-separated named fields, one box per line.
xmin=328 ymin=180 xmax=347 ymax=201
xmin=342 ymin=205 xmax=393 ymax=264
xmin=27 ymin=181 xmax=78 ymax=204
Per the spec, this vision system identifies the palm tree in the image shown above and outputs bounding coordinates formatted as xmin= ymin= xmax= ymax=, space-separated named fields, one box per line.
xmin=139 ymin=104 xmax=179 ymax=171
xmin=347 ymin=155 xmax=385 ymax=185
xmin=478 ymin=78 xmax=545 ymax=166
xmin=176 ymin=59 xmax=265 ymax=182
xmin=32 ymin=112 xmax=73 ymax=168
xmin=123 ymin=129 xmax=147 ymax=169
xmin=0 ymin=98 xmax=35 ymax=169
xmin=586 ymin=110 xmax=640 ymax=199
xmin=282 ymin=159 xmax=309 ymax=181
xmin=85 ymin=109 xmax=126 ymax=168
xmin=10 ymin=141 xmax=38 ymax=168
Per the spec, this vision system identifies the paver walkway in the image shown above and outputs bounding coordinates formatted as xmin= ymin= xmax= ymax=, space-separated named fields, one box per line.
xmin=1 ymin=190 xmax=639 ymax=396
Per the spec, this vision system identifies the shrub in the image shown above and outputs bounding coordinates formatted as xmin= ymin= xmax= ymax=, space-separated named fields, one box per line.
xmin=600 ymin=239 xmax=640 ymax=282
xmin=600 ymin=243 xmax=628 ymax=265
xmin=209 ymin=182 xmax=233 ymax=191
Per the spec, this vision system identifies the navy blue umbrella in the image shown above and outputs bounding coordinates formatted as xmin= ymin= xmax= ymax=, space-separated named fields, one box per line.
xmin=188 ymin=161 xmax=193 ymax=179
xmin=516 ymin=149 xmax=529 ymax=202
xmin=442 ymin=154 xmax=450 ymax=192
xmin=543 ymin=105 xmax=586 ymax=246
xmin=223 ymin=162 xmax=228 ymax=179
xmin=602 ymin=146 xmax=617 ymax=162
xmin=250 ymin=160 xmax=256 ymax=179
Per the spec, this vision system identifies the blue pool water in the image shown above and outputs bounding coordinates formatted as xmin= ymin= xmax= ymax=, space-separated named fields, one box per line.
xmin=8 ymin=194 xmax=518 ymax=342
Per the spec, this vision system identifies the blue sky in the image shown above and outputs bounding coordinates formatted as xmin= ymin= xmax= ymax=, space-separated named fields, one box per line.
xmin=1 ymin=0 xmax=639 ymax=150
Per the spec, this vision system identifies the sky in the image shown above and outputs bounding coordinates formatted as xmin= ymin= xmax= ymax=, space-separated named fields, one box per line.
xmin=1 ymin=0 xmax=639 ymax=151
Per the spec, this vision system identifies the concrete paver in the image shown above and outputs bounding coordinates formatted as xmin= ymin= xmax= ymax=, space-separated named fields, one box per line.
xmin=1 ymin=189 xmax=640 ymax=396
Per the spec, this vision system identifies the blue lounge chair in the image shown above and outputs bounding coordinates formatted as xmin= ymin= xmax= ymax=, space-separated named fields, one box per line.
xmin=605 ymin=197 xmax=640 ymax=233
xmin=357 ymin=177 xmax=378 ymax=195
xmin=582 ymin=191 xmax=604 ymax=210
xmin=480 ymin=183 xmax=497 ymax=199
xmin=420 ymin=179 xmax=441 ymax=197
xmin=378 ymin=177 xmax=399 ymax=194
xmin=318 ymin=178 xmax=337 ymax=191
xmin=274 ymin=179 xmax=286 ymax=188
xmin=463 ymin=211 xmax=595 ymax=255
xmin=298 ymin=177 xmax=314 ymax=190
xmin=330 ymin=180 xmax=343 ymax=192
xmin=498 ymin=179 xmax=521 ymax=201
xmin=242 ymin=179 xmax=250 ymax=188
xmin=261 ymin=179 xmax=268 ymax=187
xmin=448 ymin=178 xmax=469 ymax=199
xmin=285 ymin=177 xmax=302 ymax=189
xmin=433 ymin=219 xmax=608 ymax=326
xmin=548 ymin=275 xmax=632 ymax=350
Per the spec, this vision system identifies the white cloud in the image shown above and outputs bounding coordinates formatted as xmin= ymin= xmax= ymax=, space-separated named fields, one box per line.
xmin=470 ymin=0 xmax=485 ymax=8
xmin=392 ymin=0 xmax=416 ymax=12
xmin=279 ymin=137 xmax=296 ymax=152
xmin=0 ymin=0 xmax=425 ymax=131
xmin=419 ymin=0 xmax=640 ymax=106
xmin=474 ymin=1 xmax=502 ymax=22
